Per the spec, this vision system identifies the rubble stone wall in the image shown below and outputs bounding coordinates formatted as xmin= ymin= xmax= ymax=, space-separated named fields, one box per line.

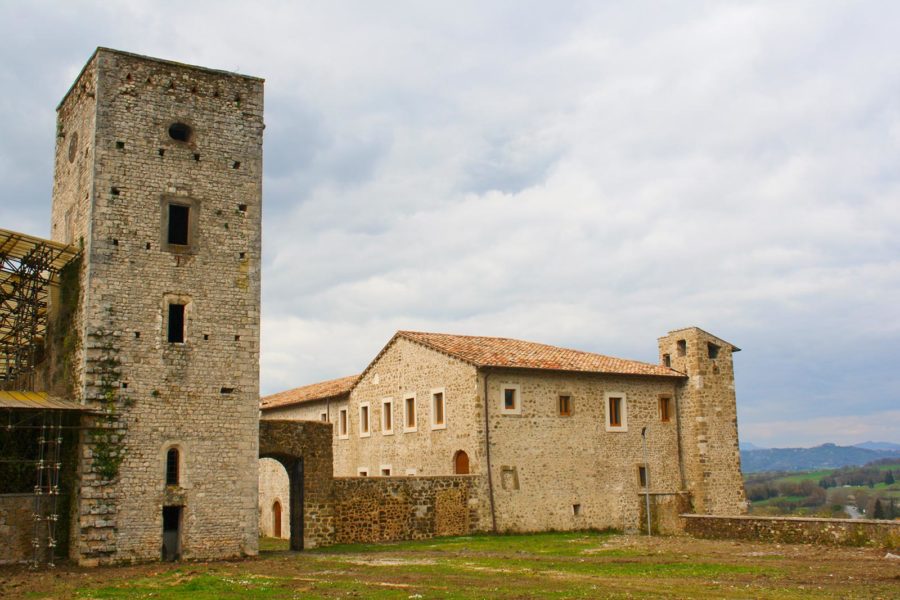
xmin=0 ymin=495 xmax=36 ymax=565
xmin=683 ymin=514 xmax=900 ymax=549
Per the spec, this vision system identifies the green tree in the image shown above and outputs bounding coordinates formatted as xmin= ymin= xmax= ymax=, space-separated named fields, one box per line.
xmin=872 ymin=499 xmax=885 ymax=519
xmin=885 ymin=470 xmax=895 ymax=485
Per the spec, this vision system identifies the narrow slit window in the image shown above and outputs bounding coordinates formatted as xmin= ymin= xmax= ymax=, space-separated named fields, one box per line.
xmin=663 ymin=354 xmax=671 ymax=367
xmin=405 ymin=396 xmax=417 ymax=431
xmin=638 ymin=466 xmax=647 ymax=488
xmin=558 ymin=395 xmax=572 ymax=416
xmin=360 ymin=404 xmax=370 ymax=436
xmin=432 ymin=391 xmax=445 ymax=428
xmin=165 ymin=448 xmax=179 ymax=486
xmin=382 ymin=399 xmax=393 ymax=434
xmin=168 ymin=204 xmax=190 ymax=246
xmin=659 ymin=396 xmax=671 ymax=422
xmin=167 ymin=304 xmax=185 ymax=343
xmin=608 ymin=397 xmax=622 ymax=427
xmin=339 ymin=408 xmax=348 ymax=438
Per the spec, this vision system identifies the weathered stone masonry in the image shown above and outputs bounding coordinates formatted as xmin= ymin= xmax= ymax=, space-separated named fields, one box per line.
xmin=52 ymin=48 xmax=263 ymax=565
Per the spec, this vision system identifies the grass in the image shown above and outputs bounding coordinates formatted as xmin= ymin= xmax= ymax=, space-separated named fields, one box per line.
xmin=7 ymin=532 xmax=899 ymax=599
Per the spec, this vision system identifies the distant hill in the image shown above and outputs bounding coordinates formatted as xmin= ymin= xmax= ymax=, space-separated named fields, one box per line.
xmin=740 ymin=443 xmax=900 ymax=473
xmin=740 ymin=441 xmax=767 ymax=451
xmin=853 ymin=441 xmax=900 ymax=451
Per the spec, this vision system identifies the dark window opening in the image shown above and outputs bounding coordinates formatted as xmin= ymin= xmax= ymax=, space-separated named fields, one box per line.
xmin=111 ymin=239 xmax=118 ymax=246
xmin=239 ymin=252 xmax=246 ymax=259
xmin=558 ymin=395 xmax=572 ymax=416
xmin=381 ymin=468 xmax=391 ymax=476
xmin=121 ymin=382 xmax=128 ymax=389
xmin=573 ymin=503 xmax=581 ymax=516
xmin=203 ymin=334 xmax=209 ymax=341
xmin=145 ymin=242 xmax=151 ymax=250
xmin=220 ymin=387 xmax=234 ymax=394
xmin=134 ymin=331 xmax=140 ymax=338
xmin=238 ymin=203 xmax=247 ymax=212
xmin=676 ymin=339 xmax=687 ymax=356
xmin=116 ymin=141 xmax=125 ymax=149
xmin=167 ymin=204 xmax=190 ymax=246
xmin=193 ymin=153 xmax=200 ymax=161
xmin=638 ymin=466 xmax=647 ymax=488
xmin=159 ymin=148 xmax=166 ymax=157
xmin=707 ymin=342 xmax=720 ymax=359
xmin=233 ymin=161 xmax=241 ymax=169
xmin=663 ymin=354 xmax=671 ymax=367
xmin=168 ymin=122 xmax=192 ymax=142
xmin=166 ymin=448 xmax=179 ymax=485
xmin=111 ymin=187 xmax=120 ymax=196
xmin=167 ymin=304 xmax=185 ymax=343
xmin=234 ymin=335 xmax=240 ymax=341
xmin=504 ymin=388 xmax=517 ymax=410
xmin=190 ymin=86 xmax=198 ymax=94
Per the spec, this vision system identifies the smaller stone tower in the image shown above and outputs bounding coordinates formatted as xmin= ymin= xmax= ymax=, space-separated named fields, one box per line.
xmin=658 ymin=327 xmax=747 ymax=515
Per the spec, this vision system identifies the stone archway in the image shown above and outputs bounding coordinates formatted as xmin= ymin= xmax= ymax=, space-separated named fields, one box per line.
xmin=259 ymin=420 xmax=334 ymax=550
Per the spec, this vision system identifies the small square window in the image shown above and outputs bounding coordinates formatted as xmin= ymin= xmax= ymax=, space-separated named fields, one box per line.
xmin=358 ymin=468 xmax=368 ymax=477
xmin=431 ymin=389 xmax=446 ymax=429
xmin=707 ymin=342 xmax=720 ymax=359
xmin=500 ymin=384 xmax=521 ymax=415
xmin=677 ymin=340 xmax=687 ymax=356
xmin=167 ymin=304 xmax=185 ymax=343
xmin=658 ymin=396 xmax=672 ymax=422
xmin=380 ymin=466 xmax=392 ymax=477
xmin=320 ymin=412 xmax=327 ymax=422
xmin=558 ymin=395 xmax=572 ymax=416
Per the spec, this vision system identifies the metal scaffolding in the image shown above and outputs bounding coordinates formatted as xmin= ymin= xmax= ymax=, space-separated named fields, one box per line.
xmin=0 ymin=228 xmax=79 ymax=390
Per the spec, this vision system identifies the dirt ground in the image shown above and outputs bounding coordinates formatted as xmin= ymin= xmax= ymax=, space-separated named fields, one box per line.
xmin=2 ymin=532 xmax=898 ymax=599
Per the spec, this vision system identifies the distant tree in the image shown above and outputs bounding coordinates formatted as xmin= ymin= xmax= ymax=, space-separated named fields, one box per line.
xmin=873 ymin=499 xmax=885 ymax=519
xmin=885 ymin=470 xmax=895 ymax=485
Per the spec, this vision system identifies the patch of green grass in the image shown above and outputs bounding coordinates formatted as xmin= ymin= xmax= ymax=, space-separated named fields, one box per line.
xmin=258 ymin=536 xmax=289 ymax=552
xmin=76 ymin=571 xmax=292 ymax=600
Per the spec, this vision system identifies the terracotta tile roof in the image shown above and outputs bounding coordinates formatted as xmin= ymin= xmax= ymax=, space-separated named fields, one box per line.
xmin=398 ymin=331 xmax=683 ymax=378
xmin=260 ymin=374 xmax=359 ymax=410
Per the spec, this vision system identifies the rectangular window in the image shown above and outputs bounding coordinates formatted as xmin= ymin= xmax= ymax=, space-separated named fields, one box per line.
xmin=500 ymin=384 xmax=521 ymax=415
xmin=359 ymin=403 xmax=370 ymax=437
xmin=338 ymin=408 xmax=349 ymax=439
xmin=558 ymin=395 xmax=572 ymax=416
xmin=431 ymin=389 xmax=446 ymax=429
xmin=167 ymin=304 xmax=185 ymax=343
xmin=358 ymin=468 xmax=368 ymax=477
xmin=638 ymin=466 xmax=647 ymax=488
xmin=320 ymin=412 xmax=328 ymax=422
xmin=605 ymin=392 xmax=627 ymax=431
xmin=168 ymin=204 xmax=190 ymax=245
xmin=609 ymin=397 xmax=622 ymax=426
xmin=381 ymin=466 xmax=392 ymax=477
xmin=677 ymin=339 xmax=687 ymax=356
xmin=404 ymin=395 xmax=417 ymax=432
xmin=663 ymin=354 xmax=671 ymax=367
xmin=658 ymin=396 xmax=671 ymax=422
xmin=707 ymin=342 xmax=720 ymax=359
xmin=382 ymin=398 xmax=393 ymax=435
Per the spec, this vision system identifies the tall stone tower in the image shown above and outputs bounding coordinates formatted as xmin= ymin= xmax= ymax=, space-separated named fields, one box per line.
xmin=658 ymin=327 xmax=747 ymax=515
xmin=50 ymin=48 xmax=263 ymax=564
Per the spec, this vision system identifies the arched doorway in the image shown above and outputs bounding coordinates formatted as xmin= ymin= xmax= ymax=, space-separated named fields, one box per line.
xmin=272 ymin=500 xmax=282 ymax=538
xmin=454 ymin=450 xmax=469 ymax=475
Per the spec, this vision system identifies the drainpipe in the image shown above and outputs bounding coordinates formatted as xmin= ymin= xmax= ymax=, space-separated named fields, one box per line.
xmin=482 ymin=369 xmax=498 ymax=533
xmin=641 ymin=426 xmax=652 ymax=536
xmin=674 ymin=390 xmax=687 ymax=491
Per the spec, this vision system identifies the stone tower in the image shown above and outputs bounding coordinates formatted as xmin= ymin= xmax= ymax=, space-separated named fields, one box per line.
xmin=658 ymin=327 xmax=747 ymax=515
xmin=50 ymin=48 xmax=263 ymax=565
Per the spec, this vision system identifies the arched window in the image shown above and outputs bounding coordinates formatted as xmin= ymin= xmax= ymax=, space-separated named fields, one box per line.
xmin=166 ymin=448 xmax=179 ymax=486
xmin=454 ymin=450 xmax=469 ymax=475
xmin=272 ymin=500 xmax=282 ymax=538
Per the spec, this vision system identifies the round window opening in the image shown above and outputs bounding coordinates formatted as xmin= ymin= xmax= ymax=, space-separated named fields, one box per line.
xmin=168 ymin=122 xmax=193 ymax=143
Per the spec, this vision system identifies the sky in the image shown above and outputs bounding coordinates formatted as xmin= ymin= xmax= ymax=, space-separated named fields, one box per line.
xmin=0 ymin=1 xmax=898 ymax=448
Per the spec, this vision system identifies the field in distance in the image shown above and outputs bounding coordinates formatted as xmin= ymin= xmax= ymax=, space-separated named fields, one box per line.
xmin=3 ymin=531 xmax=899 ymax=599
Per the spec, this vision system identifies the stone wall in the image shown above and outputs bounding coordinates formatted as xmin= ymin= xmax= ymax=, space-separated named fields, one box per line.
xmin=483 ymin=369 xmax=682 ymax=533
xmin=258 ymin=458 xmax=290 ymax=539
xmin=0 ymin=494 xmax=36 ymax=565
xmin=683 ymin=514 xmax=900 ymax=549
xmin=53 ymin=48 xmax=264 ymax=565
xmin=333 ymin=475 xmax=481 ymax=544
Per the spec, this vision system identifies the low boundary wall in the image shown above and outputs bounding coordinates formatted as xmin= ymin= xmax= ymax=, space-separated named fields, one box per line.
xmin=682 ymin=514 xmax=900 ymax=549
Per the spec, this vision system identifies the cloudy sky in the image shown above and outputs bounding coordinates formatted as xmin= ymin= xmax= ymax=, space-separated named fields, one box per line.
xmin=1 ymin=1 xmax=898 ymax=448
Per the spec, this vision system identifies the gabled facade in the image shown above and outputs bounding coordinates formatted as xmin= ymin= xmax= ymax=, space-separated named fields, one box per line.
xmin=261 ymin=327 xmax=747 ymax=534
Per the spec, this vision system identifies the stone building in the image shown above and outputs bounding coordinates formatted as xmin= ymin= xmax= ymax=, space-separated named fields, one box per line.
xmin=260 ymin=328 xmax=748 ymax=535
xmin=0 ymin=47 xmax=264 ymax=566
